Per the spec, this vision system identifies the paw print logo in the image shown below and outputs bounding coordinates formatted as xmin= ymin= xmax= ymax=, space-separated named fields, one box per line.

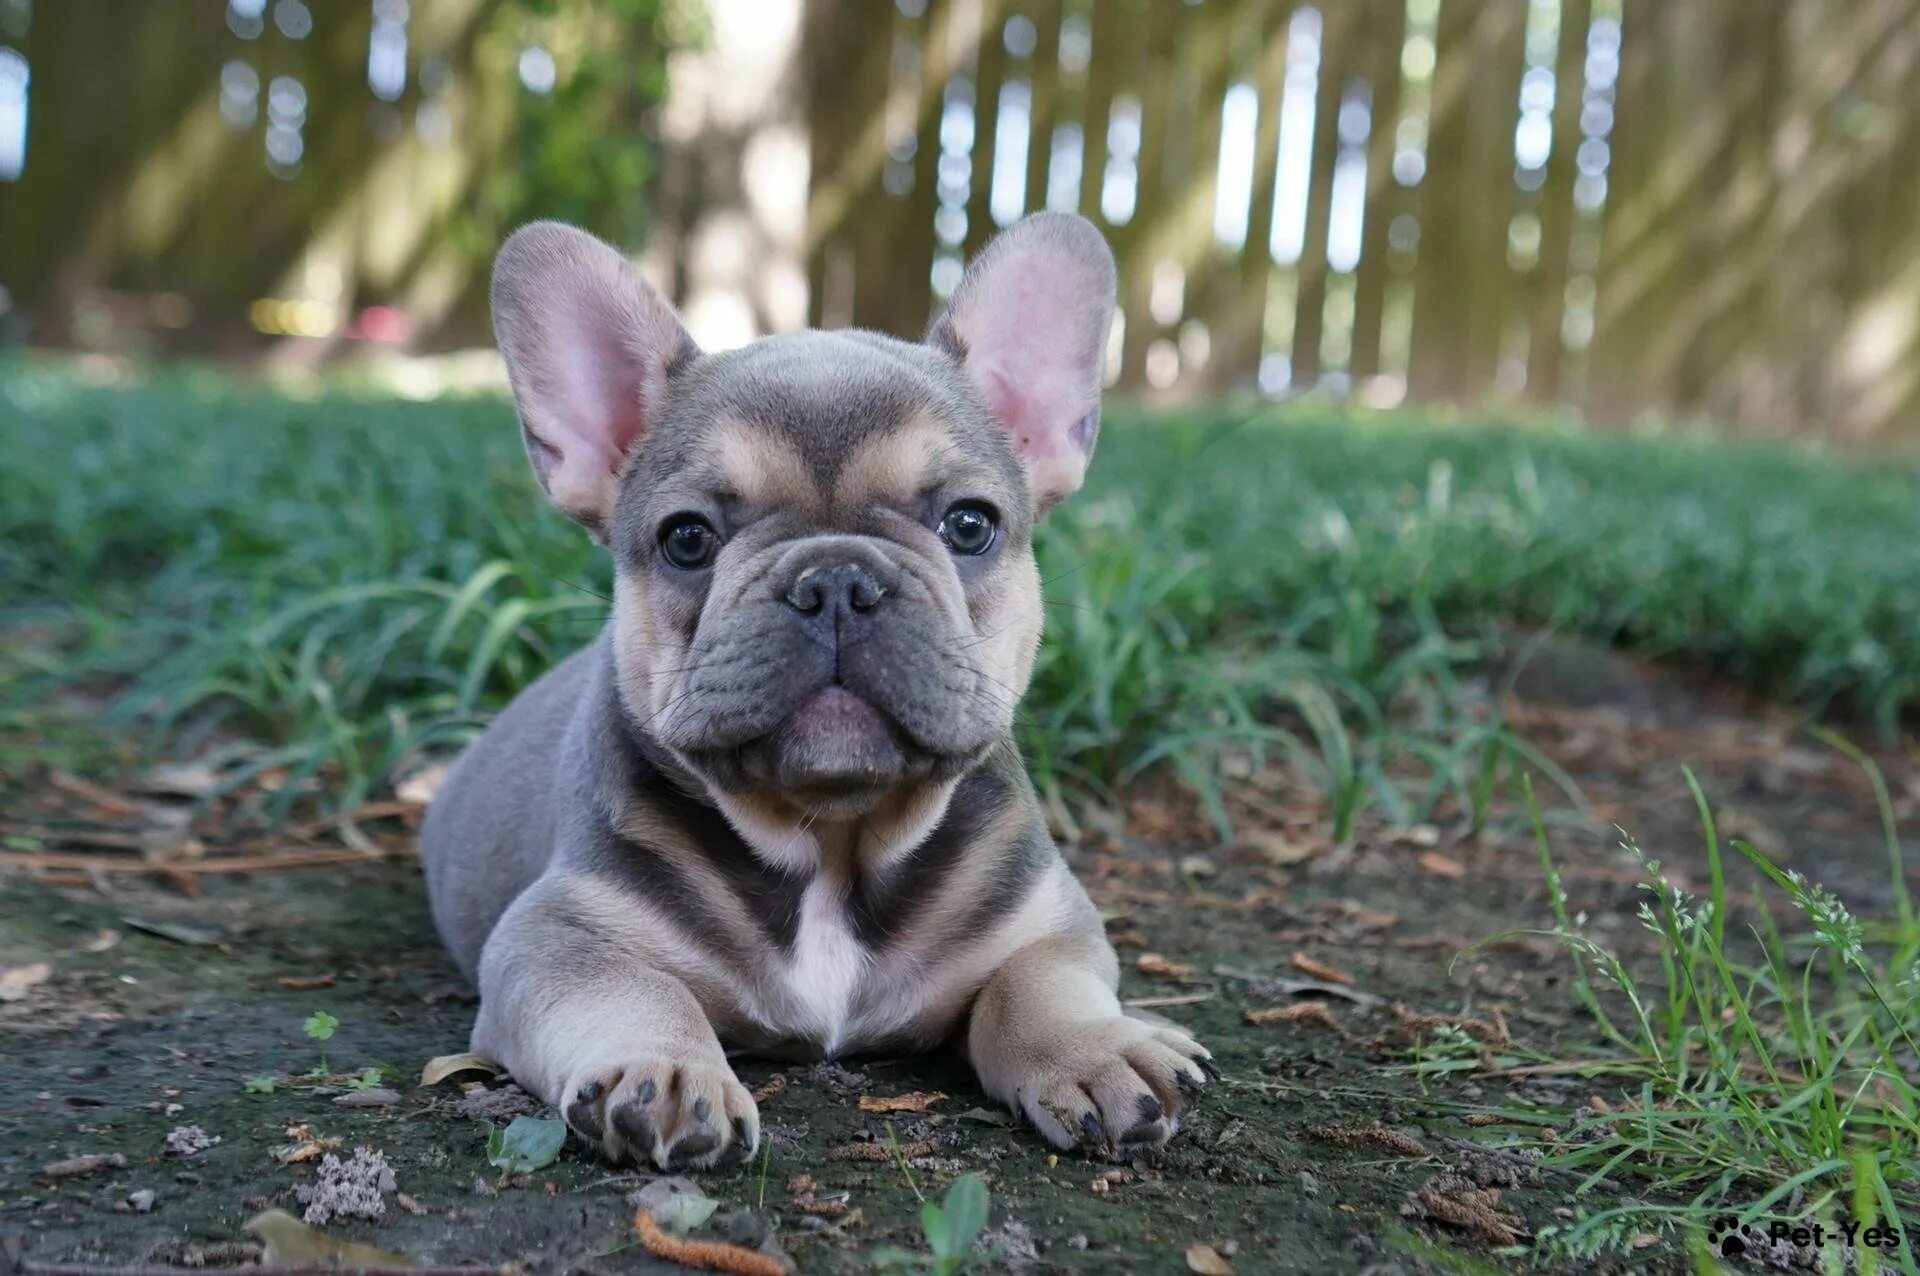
xmin=1708 ymin=1216 xmax=1758 ymax=1259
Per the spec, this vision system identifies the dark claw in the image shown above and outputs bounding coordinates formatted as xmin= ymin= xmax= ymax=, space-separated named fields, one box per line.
xmin=693 ymin=1096 xmax=711 ymax=1122
xmin=1197 ymin=1056 xmax=1222 ymax=1082
xmin=1079 ymin=1111 xmax=1107 ymax=1146
xmin=1118 ymin=1093 xmax=1168 ymax=1144
xmin=577 ymin=1079 xmax=606 ymax=1103
xmin=637 ymin=1078 xmax=657 ymax=1104
xmin=1176 ymin=1069 xmax=1205 ymax=1096
xmin=733 ymin=1116 xmax=754 ymax=1149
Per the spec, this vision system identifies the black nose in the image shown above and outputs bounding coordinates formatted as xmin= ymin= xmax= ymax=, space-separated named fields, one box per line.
xmin=784 ymin=562 xmax=887 ymax=618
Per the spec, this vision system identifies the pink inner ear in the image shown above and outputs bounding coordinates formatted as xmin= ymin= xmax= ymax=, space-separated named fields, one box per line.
xmin=942 ymin=216 xmax=1113 ymax=507
xmin=543 ymin=293 xmax=651 ymax=481
xmin=984 ymin=364 xmax=1080 ymax=468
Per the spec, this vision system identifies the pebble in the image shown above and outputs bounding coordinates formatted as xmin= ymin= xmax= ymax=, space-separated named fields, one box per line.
xmin=127 ymin=1190 xmax=157 ymax=1213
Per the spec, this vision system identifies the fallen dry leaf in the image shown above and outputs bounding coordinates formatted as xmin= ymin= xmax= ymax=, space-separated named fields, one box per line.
xmin=1137 ymin=952 xmax=1195 ymax=980
xmin=858 ymin=1091 xmax=945 ymax=1114
xmin=271 ymin=1124 xmax=343 ymax=1165
xmin=1107 ymin=929 xmax=1150 ymax=948
xmin=47 ymin=769 xmax=146 ymax=818
xmin=1408 ymin=1176 xmax=1525 ymax=1245
xmin=1244 ymin=1002 xmax=1352 ymax=1038
xmin=1415 ymin=850 xmax=1467 ymax=879
xmin=750 ymin=1074 xmax=788 ymax=1102
xmin=1186 ymin=1243 xmax=1236 ymax=1275
xmin=243 ymin=1209 xmax=410 ymax=1268
xmin=42 ymin=1152 xmax=126 ymax=1179
xmin=0 ymin=961 xmax=52 ymax=1002
xmin=395 ymin=763 xmax=449 ymax=807
xmin=1247 ymin=829 xmax=1320 ymax=865
xmin=419 ymin=1052 xmax=504 ymax=1087
xmin=1289 ymin=952 xmax=1354 ymax=986
xmin=277 ymin=973 xmax=336 ymax=991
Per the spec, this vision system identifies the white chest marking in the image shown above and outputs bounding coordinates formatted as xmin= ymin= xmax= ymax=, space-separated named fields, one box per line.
xmin=780 ymin=878 xmax=869 ymax=1053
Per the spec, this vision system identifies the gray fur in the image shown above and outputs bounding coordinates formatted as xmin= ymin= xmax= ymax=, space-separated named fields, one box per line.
xmin=419 ymin=212 xmax=1214 ymax=1169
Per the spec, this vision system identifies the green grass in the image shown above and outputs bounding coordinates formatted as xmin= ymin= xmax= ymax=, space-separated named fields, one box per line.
xmin=1511 ymin=761 xmax=1920 ymax=1269
xmin=5 ymin=361 xmax=1919 ymax=1264
xmin=2 ymin=359 xmax=1917 ymax=834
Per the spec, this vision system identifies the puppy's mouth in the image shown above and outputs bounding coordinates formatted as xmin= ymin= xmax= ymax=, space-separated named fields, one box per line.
xmin=698 ymin=685 xmax=946 ymax=813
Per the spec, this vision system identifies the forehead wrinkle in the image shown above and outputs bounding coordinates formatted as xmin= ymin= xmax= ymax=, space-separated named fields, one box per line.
xmin=833 ymin=416 xmax=952 ymax=508
xmin=834 ymin=412 xmax=1021 ymax=514
xmin=703 ymin=417 xmax=819 ymax=513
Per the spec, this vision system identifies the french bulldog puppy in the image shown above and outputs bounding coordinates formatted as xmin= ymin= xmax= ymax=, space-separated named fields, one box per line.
xmin=421 ymin=211 xmax=1215 ymax=1171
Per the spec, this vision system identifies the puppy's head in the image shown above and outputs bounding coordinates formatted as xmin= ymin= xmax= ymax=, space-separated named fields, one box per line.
xmin=492 ymin=213 xmax=1114 ymax=848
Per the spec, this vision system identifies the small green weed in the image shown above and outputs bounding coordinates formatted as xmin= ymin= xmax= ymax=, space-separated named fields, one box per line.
xmin=303 ymin=1009 xmax=339 ymax=1073
xmin=1515 ymin=753 xmax=1920 ymax=1265
xmin=872 ymin=1172 xmax=995 ymax=1274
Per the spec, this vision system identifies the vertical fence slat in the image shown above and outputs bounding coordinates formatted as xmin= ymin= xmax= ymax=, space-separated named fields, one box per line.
xmin=1180 ymin=0 xmax=1237 ymax=390
xmin=1347 ymin=0 xmax=1405 ymax=386
xmin=1406 ymin=0 xmax=1478 ymax=400
xmin=1288 ymin=3 xmax=1348 ymax=385
xmin=1077 ymin=0 xmax=1121 ymax=222
xmin=1023 ymin=0 xmax=1064 ymax=214
xmin=1118 ymin=0 xmax=1180 ymax=383
xmin=788 ymin=0 xmax=1920 ymax=436
xmin=964 ymin=0 xmax=1008 ymax=257
xmin=1524 ymin=0 xmax=1590 ymax=403
xmin=1218 ymin=0 xmax=1289 ymax=384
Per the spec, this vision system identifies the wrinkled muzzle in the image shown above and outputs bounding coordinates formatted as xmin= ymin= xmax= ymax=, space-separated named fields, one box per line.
xmin=650 ymin=535 xmax=1008 ymax=810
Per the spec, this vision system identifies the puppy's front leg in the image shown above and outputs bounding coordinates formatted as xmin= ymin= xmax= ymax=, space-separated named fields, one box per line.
xmin=968 ymin=932 xmax=1217 ymax=1154
xmin=472 ymin=877 xmax=757 ymax=1170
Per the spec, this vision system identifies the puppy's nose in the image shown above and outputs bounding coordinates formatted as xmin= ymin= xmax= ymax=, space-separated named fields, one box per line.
xmin=785 ymin=563 xmax=887 ymax=618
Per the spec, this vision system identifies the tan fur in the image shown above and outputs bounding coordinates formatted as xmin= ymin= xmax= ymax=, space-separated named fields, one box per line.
xmin=830 ymin=414 xmax=954 ymax=509
xmin=432 ymin=213 xmax=1213 ymax=1174
xmin=967 ymin=932 xmax=1210 ymax=1150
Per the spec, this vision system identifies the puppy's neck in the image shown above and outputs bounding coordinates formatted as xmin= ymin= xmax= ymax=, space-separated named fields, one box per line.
xmin=708 ymin=780 xmax=962 ymax=877
xmin=603 ymin=639 xmax=965 ymax=875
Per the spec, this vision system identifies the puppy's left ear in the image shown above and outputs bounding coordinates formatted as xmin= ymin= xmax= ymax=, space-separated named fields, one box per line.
xmin=928 ymin=212 xmax=1117 ymax=513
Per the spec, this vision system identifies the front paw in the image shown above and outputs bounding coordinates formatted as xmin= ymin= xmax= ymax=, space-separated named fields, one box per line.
xmin=1003 ymin=1018 xmax=1217 ymax=1155
xmin=561 ymin=1057 xmax=758 ymax=1170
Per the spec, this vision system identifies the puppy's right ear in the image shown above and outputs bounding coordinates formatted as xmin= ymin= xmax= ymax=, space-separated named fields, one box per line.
xmin=491 ymin=222 xmax=696 ymax=537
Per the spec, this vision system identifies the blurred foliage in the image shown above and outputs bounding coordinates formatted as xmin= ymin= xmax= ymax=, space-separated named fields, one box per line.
xmin=482 ymin=0 xmax=699 ymax=249
xmin=0 ymin=0 xmax=702 ymax=347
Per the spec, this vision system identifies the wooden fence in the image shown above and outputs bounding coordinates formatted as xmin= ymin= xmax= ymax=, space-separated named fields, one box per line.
xmin=801 ymin=0 xmax=1920 ymax=437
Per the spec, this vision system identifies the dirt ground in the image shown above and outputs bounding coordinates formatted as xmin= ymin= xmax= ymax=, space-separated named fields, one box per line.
xmin=2 ymin=639 xmax=1911 ymax=1274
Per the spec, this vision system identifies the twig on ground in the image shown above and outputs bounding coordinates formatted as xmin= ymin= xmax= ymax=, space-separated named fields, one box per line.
xmin=0 ymin=847 xmax=392 ymax=875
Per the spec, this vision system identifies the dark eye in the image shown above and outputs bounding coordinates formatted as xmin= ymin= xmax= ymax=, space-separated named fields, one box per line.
xmin=937 ymin=503 xmax=997 ymax=556
xmin=659 ymin=514 xmax=721 ymax=569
